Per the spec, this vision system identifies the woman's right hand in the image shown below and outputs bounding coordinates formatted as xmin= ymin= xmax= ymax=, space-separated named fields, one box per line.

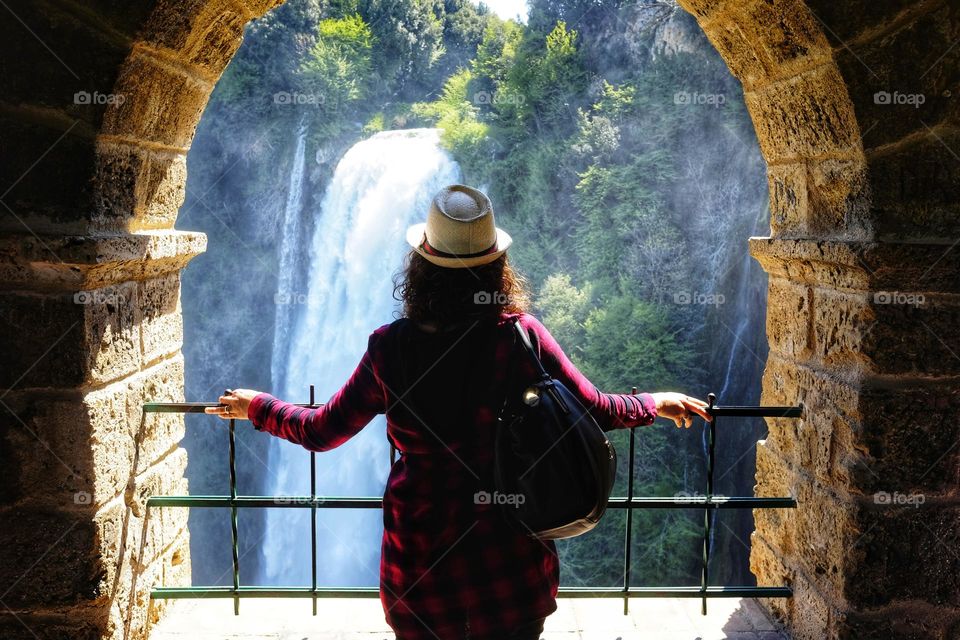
xmin=650 ymin=392 xmax=711 ymax=428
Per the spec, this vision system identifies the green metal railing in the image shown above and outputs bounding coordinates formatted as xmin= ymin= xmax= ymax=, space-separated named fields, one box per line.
xmin=145 ymin=388 xmax=802 ymax=616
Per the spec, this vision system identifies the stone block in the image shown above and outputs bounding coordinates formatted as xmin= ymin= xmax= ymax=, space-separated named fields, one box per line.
xmin=848 ymin=502 xmax=960 ymax=609
xmin=767 ymin=163 xmax=808 ymax=236
xmin=863 ymin=292 xmax=960 ymax=376
xmin=92 ymin=142 xmax=187 ymax=232
xmin=0 ymin=284 xmax=143 ymax=388
xmin=0 ymin=116 xmax=97 ymax=234
xmin=148 ymin=531 xmax=192 ymax=626
xmin=0 ymin=611 xmax=102 ymax=640
xmin=101 ymin=51 xmax=211 ymax=149
xmin=835 ymin=3 xmax=960 ymax=151
xmin=139 ymin=0 xmax=248 ymax=78
xmin=839 ymin=601 xmax=960 ymax=640
xmin=125 ymin=356 xmax=187 ymax=476
xmin=854 ymin=379 xmax=960 ymax=496
xmin=137 ymin=273 xmax=184 ymax=365
xmin=806 ymin=157 xmax=871 ymax=238
xmin=764 ymin=277 xmax=813 ymax=361
xmin=754 ymin=446 xmax=858 ymax=605
xmin=759 ymin=355 xmax=863 ymax=484
xmin=681 ymin=0 xmax=831 ymax=90
xmin=804 ymin=0 xmax=917 ymax=45
xmin=734 ymin=0 xmax=831 ymax=87
xmin=869 ymin=132 xmax=960 ymax=241
xmin=810 ymin=287 xmax=874 ymax=370
xmin=751 ymin=535 xmax=840 ymax=640
xmin=0 ymin=292 xmax=86 ymax=389
xmin=0 ymin=283 xmax=143 ymax=389
xmin=85 ymin=281 xmax=143 ymax=386
xmin=0 ymin=388 xmax=125 ymax=510
xmin=0 ymin=357 xmax=186 ymax=509
xmin=0 ymin=3 xmax=129 ymax=117
xmin=0 ymin=507 xmax=100 ymax=607
xmin=0 ymin=231 xmax=207 ymax=291
xmin=94 ymin=449 xmax=188 ymax=588
xmin=749 ymin=238 xmax=960 ymax=294
xmin=744 ymin=63 xmax=860 ymax=164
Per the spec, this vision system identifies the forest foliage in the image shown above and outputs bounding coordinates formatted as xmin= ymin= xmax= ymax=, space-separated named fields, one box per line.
xmin=185 ymin=0 xmax=766 ymax=588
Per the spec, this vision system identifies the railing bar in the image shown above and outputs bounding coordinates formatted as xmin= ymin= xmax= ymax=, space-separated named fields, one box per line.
xmin=708 ymin=406 xmax=802 ymax=417
xmin=144 ymin=402 xmax=324 ymax=413
xmin=607 ymin=497 xmax=797 ymax=508
xmin=145 ymin=402 xmax=796 ymax=417
xmin=229 ymin=417 xmax=240 ymax=615
xmin=145 ymin=495 xmax=797 ymax=509
xmin=310 ymin=384 xmax=318 ymax=617
xmin=151 ymin=585 xmax=793 ymax=599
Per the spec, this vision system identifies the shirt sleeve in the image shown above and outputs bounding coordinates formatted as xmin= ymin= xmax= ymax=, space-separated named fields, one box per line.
xmin=246 ymin=325 xmax=388 ymax=452
xmin=519 ymin=313 xmax=658 ymax=430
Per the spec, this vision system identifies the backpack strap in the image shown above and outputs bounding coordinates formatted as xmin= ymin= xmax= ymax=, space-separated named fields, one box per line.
xmin=512 ymin=317 xmax=551 ymax=381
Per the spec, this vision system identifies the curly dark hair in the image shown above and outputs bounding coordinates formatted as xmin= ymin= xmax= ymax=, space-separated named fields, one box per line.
xmin=392 ymin=250 xmax=532 ymax=327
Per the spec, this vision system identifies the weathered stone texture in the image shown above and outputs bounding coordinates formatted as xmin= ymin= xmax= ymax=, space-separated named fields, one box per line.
xmin=93 ymin=143 xmax=188 ymax=232
xmin=139 ymin=0 xmax=249 ymax=78
xmin=101 ymin=51 xmax=212 ymax=150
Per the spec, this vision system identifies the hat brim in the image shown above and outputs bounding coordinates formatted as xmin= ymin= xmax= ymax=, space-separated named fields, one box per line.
xmin=405 ymin=222 xmax=512 ymax=269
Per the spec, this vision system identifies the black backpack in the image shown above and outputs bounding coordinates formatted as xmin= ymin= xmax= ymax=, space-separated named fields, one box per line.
xmin=492 ymin=317 xmax=618 ymax=540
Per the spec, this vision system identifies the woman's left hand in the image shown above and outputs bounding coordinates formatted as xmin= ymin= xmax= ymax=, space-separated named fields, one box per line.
xmin=204 ymin=388 xmax=260 ymax=420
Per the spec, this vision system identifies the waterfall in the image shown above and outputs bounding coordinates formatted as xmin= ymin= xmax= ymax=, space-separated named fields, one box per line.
xmin=271 ymin=115 xmax=309 ymax=395
xmin=701 ymin=201 xmax=769 ymax=584
xmin=260 ymin=128 xmax=462 ymax=587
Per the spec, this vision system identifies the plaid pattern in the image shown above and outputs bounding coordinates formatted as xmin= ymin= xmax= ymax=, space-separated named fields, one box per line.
xmin=249 ymin=311 xmax=657 ymax=639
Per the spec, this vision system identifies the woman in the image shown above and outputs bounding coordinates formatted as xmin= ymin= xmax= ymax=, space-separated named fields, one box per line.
xmin=209 ymin=184 xmax=711 ymax=640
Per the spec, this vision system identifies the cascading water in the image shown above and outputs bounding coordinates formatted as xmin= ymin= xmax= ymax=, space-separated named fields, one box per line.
xmin=271 ymin=115 xmax=309 ymax=396
xmin=259 ymin=128 xmax=462 ymax=587
xmin=700 ymin=201 xmax=770 ymax=584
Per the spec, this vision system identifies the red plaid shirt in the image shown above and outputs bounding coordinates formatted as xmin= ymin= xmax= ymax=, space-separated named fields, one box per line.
xmin=248 ymin=311 xmax=657 ymax=639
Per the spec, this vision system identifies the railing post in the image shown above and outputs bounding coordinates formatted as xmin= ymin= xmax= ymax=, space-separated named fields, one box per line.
xmin=310 ymin=384 xmax=318 ymax=616
xmin=701 ymin=392 xmax=717 ymax=615
xmin=229 ymin=414 xmax=240 ymax=615
xmin=622 ymin=387 xmax=638 ymax=615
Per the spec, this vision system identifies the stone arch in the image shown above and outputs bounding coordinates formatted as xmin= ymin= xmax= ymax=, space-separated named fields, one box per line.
xmin=0 ymin=1 xmax=956 ymax=639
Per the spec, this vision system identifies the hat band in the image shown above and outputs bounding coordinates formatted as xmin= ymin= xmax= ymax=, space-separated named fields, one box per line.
xmin=420 ymin=237 xmax=498 ymax=259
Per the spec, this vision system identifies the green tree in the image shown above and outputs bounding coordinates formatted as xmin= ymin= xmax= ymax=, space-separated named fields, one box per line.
xmin=300 ymin=13 xmax=376 ymax=128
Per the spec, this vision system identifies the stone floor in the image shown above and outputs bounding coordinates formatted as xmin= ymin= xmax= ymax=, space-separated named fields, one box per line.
xmin=150 ymin=597 xmax=789 ymax=639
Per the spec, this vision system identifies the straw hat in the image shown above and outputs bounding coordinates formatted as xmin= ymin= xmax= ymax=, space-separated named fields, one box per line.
xmin=405 ymin=184 xmax=512 ymax=268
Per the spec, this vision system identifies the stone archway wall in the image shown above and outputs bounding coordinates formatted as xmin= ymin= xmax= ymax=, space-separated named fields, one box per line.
xmin=0 ymin=1 xmax=956 ymax=639
xmin=676 ymin=1 xmax=960 ymax=638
